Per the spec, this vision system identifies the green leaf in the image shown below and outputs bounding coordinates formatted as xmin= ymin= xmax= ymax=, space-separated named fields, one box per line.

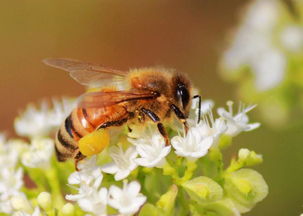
xmin=182 ymin=176 xmax=223 ymax=204
xmin=191 ymin=198 xmax=240 ymax=216
xmin=144 ymin=168 xmax=171 ymax=203
xmin=224 ymin=168 xmax=269 ymax=213
xmin=139 ymin=203 xmax=163 ymax=216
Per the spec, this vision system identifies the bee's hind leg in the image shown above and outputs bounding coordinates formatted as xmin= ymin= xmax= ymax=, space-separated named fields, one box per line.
xmin=74 ymin=151 xmax=86 ymax=171
xmin=141 ymin=108 xmax=170 ymax=146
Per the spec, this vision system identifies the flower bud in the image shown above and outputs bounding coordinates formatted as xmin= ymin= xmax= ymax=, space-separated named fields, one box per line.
xmin=224 ymin=168 xmax=268 ymax=213
xmin=37 ymin=192 xmax=52 ymax=210
xmin=61 ymin=203 xmax=75 ymax=216
xmin=156 ymin=184 xmax=178 ymax=214
xmin=238 ymin=148 xmax=263 ymax=166
xmin=182 ymin=176 xmax=223 ymax=203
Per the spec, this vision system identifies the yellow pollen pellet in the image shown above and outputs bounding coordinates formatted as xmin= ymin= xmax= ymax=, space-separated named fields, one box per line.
xmin=78 ymin=129 xmax=110 ymax=156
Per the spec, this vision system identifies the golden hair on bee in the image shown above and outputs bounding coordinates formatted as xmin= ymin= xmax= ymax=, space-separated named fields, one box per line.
xmin=43 ymin=58 xmax=200 ymax=169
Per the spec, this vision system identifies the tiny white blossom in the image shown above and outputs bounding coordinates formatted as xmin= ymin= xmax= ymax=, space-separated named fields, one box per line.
xmin=0 ymin=191 xmax=24 ymax=214
xmin=102 ymin=145 xmax=138 ymax=181
xmin=217 ymin=101 xmax=260 ymax=136
xmin=77 ymin=188 xmax=108 ymax=216
xmin=108 ymin=181 xmax=146 ymax=215
xmin=171 ymin=126 xmax=213 ymax=160
xmin=66 ymin=157 xmax=107 ymax=216
xmin=0 ymin=168 xmax=24 ymax=213
xmin=14 ymin=98 xmax=76 ymax=138
xmin=12 ymin=207 xmax=40 ymax=216
xmin=129 ymin=125 xmax=171 ymax=168
xmin=66 ymin=156 xmax=103 ymax=201
xmin=198 ymin=109 xmax=227 ymax=142
xmin=0 ymin=137 xmax=26 ymax=214
xmin=0 ymin=168 xmax=23 ymax=194
xmin=21 ymin=138 xmax=54 ymax=168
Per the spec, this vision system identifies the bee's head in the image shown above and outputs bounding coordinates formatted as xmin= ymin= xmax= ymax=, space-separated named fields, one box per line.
xmin=171 ymin=73 xmax=192 ymax=116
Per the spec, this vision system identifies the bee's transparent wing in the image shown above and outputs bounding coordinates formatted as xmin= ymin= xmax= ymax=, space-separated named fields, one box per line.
xmin=43 ymin=58 xmax=128 ymax=87
xmin=78 ymin=90 xmax=158 ymax=108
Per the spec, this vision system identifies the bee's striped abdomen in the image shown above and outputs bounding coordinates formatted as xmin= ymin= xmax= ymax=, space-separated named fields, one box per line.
xmin=55 ymin=105 xmax=129 ymax=162
xmin=55 ymin=114 xmax=80 ymax=161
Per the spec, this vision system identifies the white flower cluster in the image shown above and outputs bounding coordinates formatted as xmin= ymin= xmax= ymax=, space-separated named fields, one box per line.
xmin=66 ymin=99 xmax=259 ymax=215
xmin=13 ymin=97 xmax=76 ymax=169
xmin=2 ymin=96 xmax=260 ymax=216
xmin=15 ymin=98 xmax=76 ymax=138
xmin=0 ymin=135 xmax=26 ymax=214
xmin=222 ymin=0 xmax=303 ymax=91
xmin=0 ymin=98 xmax=76 ymax=215
xmin=66 ymin=156 xmax=146 ymax=216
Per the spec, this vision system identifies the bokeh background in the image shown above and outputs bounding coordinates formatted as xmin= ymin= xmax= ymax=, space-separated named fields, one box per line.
xmin=0 ymin=0 xmax=302 ymax=215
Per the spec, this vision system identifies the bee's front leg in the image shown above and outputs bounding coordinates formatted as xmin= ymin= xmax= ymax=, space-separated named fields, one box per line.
xmin=140 ymin=108 xmax=169 ymax=146
xmin=170 ymin=104 xmax=188 ymax=134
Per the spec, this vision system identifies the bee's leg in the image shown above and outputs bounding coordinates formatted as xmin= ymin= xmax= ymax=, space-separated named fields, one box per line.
xmin=170 ymin=104 xmax=188 ymax=134
xmin=74 ymin=151 xmax=86 ymax=171
xmin=141 ymin=108 xmax=169 ymax=146
xmin=193 ymin=95 xmax=202 ymax=124
xmin=157 ymin=122 xmax=169 ymax=146
xmin=97 ymin=117 xmax=130 ymax=129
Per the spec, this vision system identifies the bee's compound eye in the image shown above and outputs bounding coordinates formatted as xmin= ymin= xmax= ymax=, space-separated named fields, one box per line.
xmin=177 ymin=84 xmax=190 ymax=109
xmin=78 ymin=129 xmax=110 ymax=156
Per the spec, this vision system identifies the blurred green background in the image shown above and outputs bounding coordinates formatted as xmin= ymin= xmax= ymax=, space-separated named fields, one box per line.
xmin=0 ymin=0 xmax=302 ymax=215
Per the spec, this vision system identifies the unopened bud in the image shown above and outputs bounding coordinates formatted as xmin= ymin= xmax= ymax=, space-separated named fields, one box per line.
xmin=61 ymin=203 xmax=75 ymax=216
xmin=37 ymin=192 xmax=52 ymax=210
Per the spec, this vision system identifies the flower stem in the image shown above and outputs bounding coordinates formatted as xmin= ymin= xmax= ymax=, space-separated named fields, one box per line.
xmin=45 ymin=167 xmax=65 ymax=209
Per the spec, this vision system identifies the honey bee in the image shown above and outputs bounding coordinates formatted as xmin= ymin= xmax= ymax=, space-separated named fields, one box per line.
xmin=43 ymin=58 xmax=201 ymax=169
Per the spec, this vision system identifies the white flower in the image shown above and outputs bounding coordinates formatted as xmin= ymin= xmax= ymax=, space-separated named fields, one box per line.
xmin=12 ymin=207 xmax=40 ymax=216
xmin=0 ymin=137 xmax=26 ymax=214
xmin=171 ymin=125 xmax=213 ymax=160
xmin=66 ymin=157 xmax=107 ymax=216
xmin=129 ymin=125 xmax=171 ymax=168
xmin=244 ymin=0 xmax=278 ymax=32
xmin=102 ymin=145 xmax=138 ymax=181
xmin=0 ymin=168 xmax=23 ymax=194
xmin=0 ymin=191 xmax=24 ymax=214
xmin=280 ymin=25 xmax=303 ymax=52
xmin=0 ymin=168 xmax=24 ymax=214
xmin=217 ymin=101 xmax=260 ymax=136
xmin=77 ymin=188 xmax=108 ymax=216
xmin=21 ymin=138 xmax=54 ymax=169
xmin=67 ymin=183 xmax=108 ymax=216
xmin=190 ymin=98 xmax=215 ymax=124
xmin=108 ymin=181 xmax=146 ymax=215
xmin=198 ymin=109 xmax=227 ymax=142
xmin=14 ymin=98 xmax=76 ymax=138
xmin=251 ymin=48 xmax=286 ymax=91
xmin=68 ymin=156 xmax=103 ymax=186
xmin=66 ymin=157 xmax=103 ymax=201
xmin=221 ymin=0 xmax=287 ymax=91
xmin=48 ymin=98 xmax=77 ymax=127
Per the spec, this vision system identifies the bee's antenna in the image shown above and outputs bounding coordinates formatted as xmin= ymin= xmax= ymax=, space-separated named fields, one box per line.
xmin=193 ymin=95 xmax=201 ymax=124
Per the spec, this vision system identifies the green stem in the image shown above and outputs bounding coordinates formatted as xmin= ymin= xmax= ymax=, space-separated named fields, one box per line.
xmin=45 ymin=167 xmax=65 ymax=209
